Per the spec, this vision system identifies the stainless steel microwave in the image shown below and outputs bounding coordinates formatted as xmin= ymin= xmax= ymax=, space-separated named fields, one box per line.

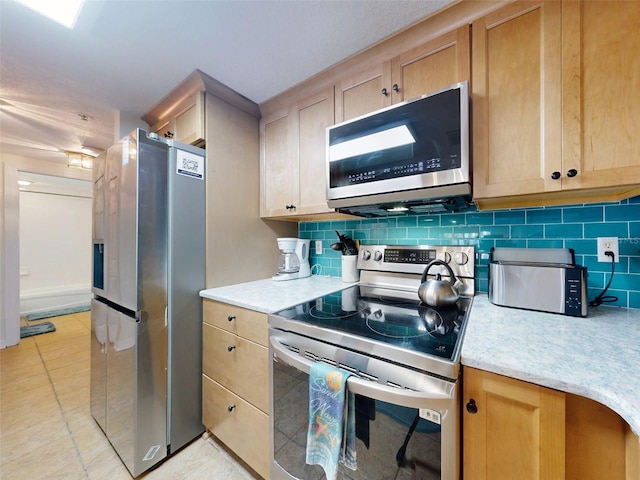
xmin=326 ymin=81 xmax=470 ymax=216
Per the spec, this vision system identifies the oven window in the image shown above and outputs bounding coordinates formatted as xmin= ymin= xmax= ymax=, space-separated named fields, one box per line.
xmin=273 ymin=360 xmax=442 ymax=480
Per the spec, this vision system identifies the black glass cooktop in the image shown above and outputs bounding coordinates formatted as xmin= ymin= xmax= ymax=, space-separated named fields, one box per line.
xmin=271 ymin=285 xmax=472 ymax=363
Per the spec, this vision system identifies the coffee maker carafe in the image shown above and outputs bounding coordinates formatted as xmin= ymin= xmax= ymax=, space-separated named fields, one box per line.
xmin=273 ymin=238 xmax=311 ymax=281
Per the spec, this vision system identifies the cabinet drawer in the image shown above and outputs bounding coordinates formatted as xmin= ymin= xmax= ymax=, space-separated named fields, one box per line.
xmin=202 ymin=323 xmax=269 ymax=413
xmin=202 ymin=374 xmax=269 ymax=479
xmin=203 ymin=299 xmax=268 ymax=346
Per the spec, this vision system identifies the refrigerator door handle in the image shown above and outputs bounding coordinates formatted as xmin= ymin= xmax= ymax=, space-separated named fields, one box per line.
xmin=164 ymin=306 xmax=168 ymax=328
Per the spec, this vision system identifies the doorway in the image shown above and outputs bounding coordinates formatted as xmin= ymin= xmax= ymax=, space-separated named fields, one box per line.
xmin=18 ymin=172 xmax=92 ymax=317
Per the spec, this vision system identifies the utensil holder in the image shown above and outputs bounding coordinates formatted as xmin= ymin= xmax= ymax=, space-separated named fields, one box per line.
xmin=341 ymin=255 xmax=359 ymax=283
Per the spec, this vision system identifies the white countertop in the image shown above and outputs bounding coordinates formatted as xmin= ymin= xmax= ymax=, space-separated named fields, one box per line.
xmin=199 ymin=275 xmax=347 ymax=313
xmin=462 ymin=295 xmax=640 ymax=436
xmin=199 ymin=278 xmax=640 ymax=436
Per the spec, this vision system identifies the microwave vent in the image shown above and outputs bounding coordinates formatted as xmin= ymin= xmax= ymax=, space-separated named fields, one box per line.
xmin=337 ymin=195 xmax=473 ymax=218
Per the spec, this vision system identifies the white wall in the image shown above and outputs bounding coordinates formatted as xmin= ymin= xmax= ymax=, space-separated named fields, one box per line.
xmin=19 ymin=186 xmax=92 ymax=315
xmin=1 ymin=155 xmax=92 ymax=348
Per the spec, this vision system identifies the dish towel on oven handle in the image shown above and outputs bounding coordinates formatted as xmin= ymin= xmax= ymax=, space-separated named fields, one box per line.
xmin=306 ymin=362 xmax=356 ymax=480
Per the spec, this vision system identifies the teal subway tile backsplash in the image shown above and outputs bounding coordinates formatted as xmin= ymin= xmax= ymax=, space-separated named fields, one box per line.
xmin=526 ymin=208 xmax=562 ymax=224
xmin=299 ymin=195 xmax=640 ymax=309
xmin=584 ymin=222 xmax=629 ymax=238
xmin=563 ymin=206 xmax=603 ymax=223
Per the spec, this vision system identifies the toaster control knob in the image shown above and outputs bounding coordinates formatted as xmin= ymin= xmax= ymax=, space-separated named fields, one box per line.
xmin=373 ymin=251 xmax=383 ymax=261
xmin=454 ymin=252 xmax=469 ymax=265
xmin=362 ymin=250 xmax=372 ymax=261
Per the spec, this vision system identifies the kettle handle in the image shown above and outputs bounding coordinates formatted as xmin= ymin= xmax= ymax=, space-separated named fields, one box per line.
xmin=421 ymin=259 xmax=457 ymax=285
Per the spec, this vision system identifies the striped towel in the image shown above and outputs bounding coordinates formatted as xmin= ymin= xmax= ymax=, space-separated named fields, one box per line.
xmin=306 ymin=362 xmax=356 ymax=480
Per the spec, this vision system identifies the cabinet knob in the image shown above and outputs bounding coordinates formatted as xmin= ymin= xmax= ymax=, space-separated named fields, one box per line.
xmin=392 ymin=84 xmax=399 ymax=92
xmin=227 ymin=404 xmax=236 ymax=412
xmin=381 ymin=87 xmax=388 ymax=96
xmin=567 ymin=169 xmax=578 ymax=178
xmin=551 ymin=171 xmax=561 ymax=180
xmin=227 ymin=345 xmax=236 ymax=352
xmin=466 ymin=398 xmax=478 ymax=414
xmin=227 ymin=315 xmax=236 ymax=322
xmin=164 ymin=131 xmax=174 ymax=139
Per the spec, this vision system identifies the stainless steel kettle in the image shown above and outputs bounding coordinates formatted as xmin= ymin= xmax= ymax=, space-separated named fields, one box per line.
xmin=418 ymin=259 xmax=460 ymax=306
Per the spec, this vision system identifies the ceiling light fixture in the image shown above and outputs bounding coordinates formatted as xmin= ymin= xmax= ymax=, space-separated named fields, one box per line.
xmin=16 ymin=0 xmax=85 ymax=29
xmin=66 ymin=151 xmax=93 ymax=170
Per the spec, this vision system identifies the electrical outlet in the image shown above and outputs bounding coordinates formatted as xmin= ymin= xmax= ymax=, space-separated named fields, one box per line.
xmin=315 ymin=240 xmax=322 ymax=255
xmin=597 ymin=237 xmax=619 ymax=263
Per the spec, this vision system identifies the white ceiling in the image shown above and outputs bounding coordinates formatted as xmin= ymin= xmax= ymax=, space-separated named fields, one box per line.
xmin=0 ymin=0 xmax=455 ymax=166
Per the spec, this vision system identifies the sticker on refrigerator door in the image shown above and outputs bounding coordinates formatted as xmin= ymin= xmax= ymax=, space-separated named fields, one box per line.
xmin=143 ymin=444 xmax=162 ymax=462
xmin=419 ymin=408 xmax=441 ymax=425
xmin=176 ymin=150 xmax=204 ymax=180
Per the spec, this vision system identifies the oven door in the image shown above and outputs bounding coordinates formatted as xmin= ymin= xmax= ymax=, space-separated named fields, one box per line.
xmin=270 ymin=330 xmax=459 ymax=480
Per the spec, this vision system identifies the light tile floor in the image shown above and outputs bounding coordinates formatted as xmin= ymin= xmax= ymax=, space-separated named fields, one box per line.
xmin=0 ymin=311 xmax=260 ymax=480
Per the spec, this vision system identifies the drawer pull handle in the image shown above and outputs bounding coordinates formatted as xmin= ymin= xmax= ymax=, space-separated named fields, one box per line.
xmin=227 ymin=315 xmax=236 ymax=322
xmin=227 ymin=404 xmax=236 ymax=412
xmin=227 ymin=345 xmax=236 ymax=352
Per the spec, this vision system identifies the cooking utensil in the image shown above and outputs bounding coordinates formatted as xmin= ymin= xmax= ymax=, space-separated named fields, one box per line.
xmin=330 ymin=242 xmax=344 ymax=252
xmin=418 ymin=259 xmax=460 ymax=306
xmin=335 ymin=231 xmax=358 ymax=255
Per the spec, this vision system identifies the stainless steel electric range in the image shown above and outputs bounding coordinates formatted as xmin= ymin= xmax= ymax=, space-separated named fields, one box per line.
xmin=269 ymin=244 xmax=474 ymax=480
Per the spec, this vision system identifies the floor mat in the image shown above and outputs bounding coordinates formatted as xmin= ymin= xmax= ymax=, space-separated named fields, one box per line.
xmin=26 ymin=305 xmax=90 ymax=321
xmin=20 ymin=321 xmax=56 ymax=338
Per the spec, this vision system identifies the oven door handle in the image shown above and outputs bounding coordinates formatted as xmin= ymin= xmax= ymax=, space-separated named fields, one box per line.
xmin=270 ymin=335 xmax=455 ymax=410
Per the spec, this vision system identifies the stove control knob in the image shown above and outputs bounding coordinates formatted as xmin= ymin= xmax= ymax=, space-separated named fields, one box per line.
xmin=373 ymin=251 xmax=383 ymax=261
xmin=438 ymin=251 xmax=452 ymax=263
xmin=362 ymin=250 xmax=372 ymax=261
xmin=454 ymin=252 xmax=469 ymax=265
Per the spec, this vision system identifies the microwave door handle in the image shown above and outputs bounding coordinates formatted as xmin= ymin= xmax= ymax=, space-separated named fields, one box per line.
xmin=270 ymin=335 xmax=455 ymax=410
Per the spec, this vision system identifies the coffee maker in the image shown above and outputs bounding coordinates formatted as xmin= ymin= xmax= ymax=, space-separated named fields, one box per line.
xmin=272 ymin=238 xmax=311 ymax=281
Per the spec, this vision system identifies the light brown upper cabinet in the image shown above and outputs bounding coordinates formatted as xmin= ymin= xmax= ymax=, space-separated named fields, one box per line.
xmin=149 ymin=91 xmax=206 ymax=147
xmin=260 ymin=87 xmax=336 ymax=219
xmin=472 ymin=1 xmax=563 ymax=203
xmin=473 ymin=1 xmax=640 ymax=209
xmin=335 ymin=25 xmax=470 ymax=123
xmin=561 ymin=1 xmax=640 ymax=192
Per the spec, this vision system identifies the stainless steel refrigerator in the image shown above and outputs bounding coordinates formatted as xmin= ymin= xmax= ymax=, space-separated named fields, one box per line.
xmin=90 ymin=129 xmax=205 ymax=477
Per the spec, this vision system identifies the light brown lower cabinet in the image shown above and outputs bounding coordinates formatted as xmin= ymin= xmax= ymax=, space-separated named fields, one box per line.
xmin=463 ymin=367 xmax=639 ymax=480
xmin=202 ymin=374 xmax=270 ymax=479
xmin=202 ymin=299 xmax=270 ymax=479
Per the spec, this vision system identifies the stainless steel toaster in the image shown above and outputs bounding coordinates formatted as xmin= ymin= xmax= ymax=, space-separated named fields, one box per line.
xmin=488 ymin=248 xmax=588 ymax=317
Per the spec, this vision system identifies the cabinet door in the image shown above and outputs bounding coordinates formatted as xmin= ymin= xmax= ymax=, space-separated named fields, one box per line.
xmin=203 ymin=299 xmax=268 ymax=347
xmin=174 ymin=92 xmax=205 ymax=146
xmin=335 ymin=62 xmax=392 ymax=123
xmin=562 ymin=1 xmax=640 ymax=190
xmin=463 ymin=367 xmax=565 ymax=480
xmin=391 ymin=25 xmax=470 ymax=103
xmin=202 ymin=323 xmax=269 ymax=413
xmin=261 ymin=107 xmax=297 ymax=217
xmin=202 ymin=375 xmax=270 ymax=479
xmin=472 ymin=1 xmax=562 ymax=200
xmin=296 ymin=87 xmax=335 ymax=215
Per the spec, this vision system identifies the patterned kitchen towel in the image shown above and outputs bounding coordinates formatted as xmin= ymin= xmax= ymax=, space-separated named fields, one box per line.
xmin=306 ymin=362 xmax=357 ymax=480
